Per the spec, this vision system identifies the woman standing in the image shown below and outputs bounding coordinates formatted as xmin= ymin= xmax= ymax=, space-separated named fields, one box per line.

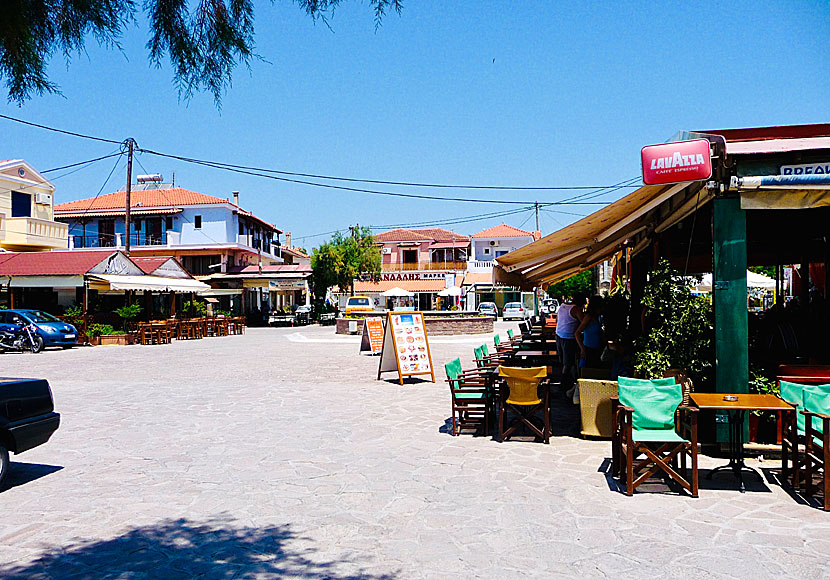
xmin=555 ymin=294 xmax=585 ymax=396
xmin=575 ymin=296 xmax=604 ymax=369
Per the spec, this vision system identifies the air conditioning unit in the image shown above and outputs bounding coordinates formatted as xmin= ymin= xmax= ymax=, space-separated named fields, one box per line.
xmin=34 ymin=193 xmax=52 ymax=205
xmin=381 ymin=248 xmax=392 ymax=255
xmin=489 ymin=240 xmax=500 ymax=246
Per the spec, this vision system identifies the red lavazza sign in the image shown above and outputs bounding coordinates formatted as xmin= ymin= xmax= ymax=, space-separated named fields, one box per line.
xmin=641 ymin=139 xmax=712 ymax=186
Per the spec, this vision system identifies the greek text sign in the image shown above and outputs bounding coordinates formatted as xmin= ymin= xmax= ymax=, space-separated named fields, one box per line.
xmin=641 ymin=139 xmax=712 ymax=186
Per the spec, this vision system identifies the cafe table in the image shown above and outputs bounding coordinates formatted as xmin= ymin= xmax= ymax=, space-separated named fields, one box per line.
xmin=689 ymin=393 xmax=795 ymax=492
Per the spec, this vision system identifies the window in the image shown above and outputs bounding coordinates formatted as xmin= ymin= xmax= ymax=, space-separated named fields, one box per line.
xmin=194 ymin=215 xmax=202 ymax=229
xmin=238 ymin=221 xmax=245 ymax=235
xmin=165 ymin=216 xmax=173 ymax=230
xmin=402 ymin=250 xmax=418 ymax=264
xmin=134 ymin=219 xmax=141 ymax=231
xmin=483 ymin=247 xmax=491 ymax=255
xmin=11 ymin=191 xmax=31 ymax=217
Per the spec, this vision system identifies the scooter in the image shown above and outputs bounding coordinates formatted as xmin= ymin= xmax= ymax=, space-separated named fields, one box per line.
xmin=0 ymin=323 xmax=44 ymax=354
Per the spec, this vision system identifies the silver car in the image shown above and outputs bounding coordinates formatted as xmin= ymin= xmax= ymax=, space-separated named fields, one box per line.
xmin=478 ymin=302 xmax=497 ymax=318
xmin=502 ymin=302 xmax=529 ymax=321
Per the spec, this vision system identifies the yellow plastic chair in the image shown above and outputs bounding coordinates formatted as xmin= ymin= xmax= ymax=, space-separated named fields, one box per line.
xmin=497 ymin=366 xmax=550 ymax=443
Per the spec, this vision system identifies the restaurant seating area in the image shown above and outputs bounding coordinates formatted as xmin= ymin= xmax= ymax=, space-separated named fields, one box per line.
xmin=134 ymin=316 xmax=246 ymax=346
xmin=445 ymin=321 xmax=830 ymax=509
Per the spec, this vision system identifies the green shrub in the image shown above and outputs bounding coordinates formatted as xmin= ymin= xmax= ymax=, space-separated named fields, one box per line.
xmin=88 ymin=323 xmax=117 ymax=337
xmin=183 ymin=300 xmax=207 ymax=317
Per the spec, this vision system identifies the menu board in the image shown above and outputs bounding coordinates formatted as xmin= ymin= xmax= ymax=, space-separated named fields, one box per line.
xmin=377 ymin=311 xmax=435 ymax=385
xmin=360 ymin=317 xmax=385 ymax=355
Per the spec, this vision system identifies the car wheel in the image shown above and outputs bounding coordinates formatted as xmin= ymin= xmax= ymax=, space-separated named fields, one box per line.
xmin=30 ymin=335 xmax=45 ymax=354
xmin=0 ymin=443 xmax=9 ymax=489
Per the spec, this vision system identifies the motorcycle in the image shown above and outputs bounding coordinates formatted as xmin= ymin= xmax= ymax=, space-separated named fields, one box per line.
xmin=0 ymin=323 xmax=45 ymax=354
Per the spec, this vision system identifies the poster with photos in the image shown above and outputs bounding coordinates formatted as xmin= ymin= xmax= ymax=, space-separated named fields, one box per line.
xmin=377 ymin=311 xmax=435 ymax=385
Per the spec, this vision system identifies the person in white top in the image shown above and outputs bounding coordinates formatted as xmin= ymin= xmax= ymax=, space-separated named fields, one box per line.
xmin=555 ymin=294 xmax=586 ymax=396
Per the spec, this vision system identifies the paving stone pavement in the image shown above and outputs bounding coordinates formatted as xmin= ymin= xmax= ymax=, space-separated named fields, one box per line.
xmin=0 ymin=323 xmax=829 ymax=579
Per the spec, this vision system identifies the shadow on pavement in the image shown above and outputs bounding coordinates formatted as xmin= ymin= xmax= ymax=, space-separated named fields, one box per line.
xmin=0 ymin=517 xmax=397 ymax=580
xmin=1 ymin=462 xmax=63 ymax=492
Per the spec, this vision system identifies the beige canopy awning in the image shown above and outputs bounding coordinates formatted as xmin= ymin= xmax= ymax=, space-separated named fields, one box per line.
xmin=496 ymin=182 xmax=708 ymax=287
xmin=90 ymin=274 xmax=210 ymax=293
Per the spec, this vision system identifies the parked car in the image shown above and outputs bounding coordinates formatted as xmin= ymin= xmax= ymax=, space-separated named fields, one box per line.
xmin=478 ymin=302 xmax=498 ymax=318
xmin=540 ymin=298 xmax=560 ymax=315
xmin=293 ymin=305 xmax=312 ymax=325
xmin=0 ymin=310 xmax=78 ymax=349
xmin=502 ymin=302 xmax=530 ymax=321
xmin=344 ymin=296 xmax=374 ymax=316
xmin=0 ymin=378 xmax=61 ymax=488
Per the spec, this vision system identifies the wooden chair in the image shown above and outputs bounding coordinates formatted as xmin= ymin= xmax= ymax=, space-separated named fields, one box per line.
xmin=445 ymin=358 xmax=489 ymax=436
xmin=615 ymin=376 xmax=698 ymax=497
xmin=493 ymin=334 xmax=516 ymax=355
xmin=802 ymin=385 xmax=830 ymax=510
xmin=497 ymin=366 xmax=551 ymax=444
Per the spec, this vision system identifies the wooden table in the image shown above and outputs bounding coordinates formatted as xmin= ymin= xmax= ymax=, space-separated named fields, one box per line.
xmin=690 ymin=393 xmax=795 ymax=492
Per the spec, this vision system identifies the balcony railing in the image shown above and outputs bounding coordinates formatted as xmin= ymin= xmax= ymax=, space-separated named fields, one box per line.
xmin=382 ymin=261 xmax=467 ymax=272
xmin=72 ymin=231 xmax=169 ymax=249
xmin=3 ymin=217 xmax=67 ymax=250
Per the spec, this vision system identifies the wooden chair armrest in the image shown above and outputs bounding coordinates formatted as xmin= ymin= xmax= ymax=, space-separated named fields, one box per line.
xmin=803 ymin=410 xmax=830 ymax=420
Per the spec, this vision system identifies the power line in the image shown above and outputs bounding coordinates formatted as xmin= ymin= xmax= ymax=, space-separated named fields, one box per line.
xmin=0 ymin=113 xmax=642 ymax=201
xmin=41 ymin=152 xmax=123 ymax=173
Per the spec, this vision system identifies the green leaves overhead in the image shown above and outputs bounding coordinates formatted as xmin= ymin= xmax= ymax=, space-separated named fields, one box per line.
xmin=1 ymin=0 xmax=402 ymax=103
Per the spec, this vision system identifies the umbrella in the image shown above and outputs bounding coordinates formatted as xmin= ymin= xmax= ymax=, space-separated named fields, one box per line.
xmin=382 ymin=287 xmax=415 ymax=297
xmin=438 ymin=286 xmax=463 ymax=297
xmin=692 ymin=271 xmax=776 ymax=293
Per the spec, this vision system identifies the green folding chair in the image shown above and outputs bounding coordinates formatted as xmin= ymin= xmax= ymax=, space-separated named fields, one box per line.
xmin=779 ymin=379 xmax=812 ymax=488
xmin=445 ymin=358 xmax=488 ymax=436
xmin=802 ymin=385 xmax=830 ymax=510
xmin=615 ymin=376 xmax=698 ymax=497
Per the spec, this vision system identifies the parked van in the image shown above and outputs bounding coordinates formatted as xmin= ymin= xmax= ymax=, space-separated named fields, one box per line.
xmin=344 ymin=296 xmax=374 ymax=316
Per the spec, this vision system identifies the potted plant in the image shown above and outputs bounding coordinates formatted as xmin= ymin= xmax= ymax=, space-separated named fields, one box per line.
xmin=87 ymin=323 xmax=120 ymax=346
xmin=634 ymin=259 xmax=713 ymax=390
xmin=748 ymin=367 xmax=780 ymax=443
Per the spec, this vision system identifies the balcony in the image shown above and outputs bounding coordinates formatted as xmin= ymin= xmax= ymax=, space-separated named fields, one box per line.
xmin=382 ymin=261 xmax=467 ymax=272
xmin=2 ymin=217 xmax=68 ymax=250
xmin=72 ymin=231 xmax=169 ymax=249
xmin=467 ymin=260 xmax=495 ymax=273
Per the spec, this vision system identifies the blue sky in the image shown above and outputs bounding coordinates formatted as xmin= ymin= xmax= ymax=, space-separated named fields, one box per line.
xmin=2 ymin=1 xmax=828 ymax=248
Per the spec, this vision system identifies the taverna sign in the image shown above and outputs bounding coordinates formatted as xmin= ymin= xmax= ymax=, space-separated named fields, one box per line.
xmin=641 ymin=139 xmax=712 ymax=186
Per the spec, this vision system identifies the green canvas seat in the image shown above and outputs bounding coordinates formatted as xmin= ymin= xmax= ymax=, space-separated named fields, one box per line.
xmin=780 ymin=379 xmax=808 ymax=435
xmin=445 ymin=358 xmax=488 ymax=436
xmin=615 ymin=376 xmax=698 ymax=497
xmin=802 ymin=385 xmax=830 ymax=509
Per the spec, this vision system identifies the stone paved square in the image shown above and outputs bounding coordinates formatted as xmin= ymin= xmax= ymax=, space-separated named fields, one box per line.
xmin=1 ymin=324 xmax=829 ymax=579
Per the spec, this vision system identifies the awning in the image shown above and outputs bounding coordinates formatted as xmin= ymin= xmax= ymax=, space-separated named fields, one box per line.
xmin=429 ymin=242 xmax=470 ymax=249
xmin=735 ymin=175 xmax=830 ymax=210
xmin=496 ymin=182 xmax=707 ymax=286
xmin=90 ymin=274 xmax=210 ymax=293
xmin=199 ymin=288 xmax=243 ymax=297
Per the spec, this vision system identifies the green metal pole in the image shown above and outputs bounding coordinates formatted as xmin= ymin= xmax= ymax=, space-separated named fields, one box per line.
xmin=713 ymin=195 xmax=749 ymax=442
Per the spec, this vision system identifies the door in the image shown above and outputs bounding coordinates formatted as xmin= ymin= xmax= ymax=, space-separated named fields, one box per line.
xmin=145 ymin=218 xmax=163 ymax=245
xmin=98 ymin=220 xmax=115 ymax=247
xmin=11 ymin=191 xmax=31 ymax=217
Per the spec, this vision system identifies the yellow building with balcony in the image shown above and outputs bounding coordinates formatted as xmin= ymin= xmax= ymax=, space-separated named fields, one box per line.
xmin=0 ymin=160 xmax=68 ymax=251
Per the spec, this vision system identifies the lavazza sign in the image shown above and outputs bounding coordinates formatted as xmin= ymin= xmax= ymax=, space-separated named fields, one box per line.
xmin=641 ymin=139 xmax=713 ymax=186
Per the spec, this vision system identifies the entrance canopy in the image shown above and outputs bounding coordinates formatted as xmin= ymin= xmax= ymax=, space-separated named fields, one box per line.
xmin=89 ymin=274 xmax=210 ymax=293
xmin=497 ymin=182 xmax=708 ymax=287
xmin=438 ymin=286 xmax=463 ymax=297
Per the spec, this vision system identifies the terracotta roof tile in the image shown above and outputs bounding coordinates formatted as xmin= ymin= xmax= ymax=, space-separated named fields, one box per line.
xmin=0 ymin=250 xmax=115 ymax=276
xmin=373 ymin=227 xmax=468 ymax=243
xmin=55 ymin=187 xmax=227 ymax=212
xmin=471 ymin=223 xmax=536 ymax=239
xmin=131 ymin=256 xmax=174 ymax=274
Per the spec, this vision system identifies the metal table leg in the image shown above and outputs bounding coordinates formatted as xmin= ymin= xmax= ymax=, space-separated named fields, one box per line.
xmin=705 ymin=409 xmax=761 ymax=492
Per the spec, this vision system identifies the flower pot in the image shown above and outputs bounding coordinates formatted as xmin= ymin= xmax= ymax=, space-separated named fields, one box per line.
xmin=97 ymin=334 xmax=133 ymax=346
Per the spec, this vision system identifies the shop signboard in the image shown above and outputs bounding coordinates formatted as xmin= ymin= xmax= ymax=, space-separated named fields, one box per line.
xmin=377 ymin=311 xmax=435 ymax=385
xmin=360 ymin=317 xmax=385 ymax=355
xmin=641 ymin=139 xmax=712 ymax=186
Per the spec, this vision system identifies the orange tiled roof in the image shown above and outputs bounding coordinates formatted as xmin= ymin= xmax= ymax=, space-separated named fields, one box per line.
xmin=374 ymin=227 xmax=469 ymax=243
xmin=55 ymin=188 xmax=227 ymax=212
xmin=471 ymin=223 xmax=537 ymax=239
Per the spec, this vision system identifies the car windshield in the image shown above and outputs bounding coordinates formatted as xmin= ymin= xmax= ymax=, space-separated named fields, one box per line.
xmin=23 ymin=311 xmax=61 ymax=323
xmin=348 ymin=298 xmax=370 ymax=306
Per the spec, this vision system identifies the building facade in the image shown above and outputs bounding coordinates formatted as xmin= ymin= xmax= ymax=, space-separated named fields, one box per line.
xmin=0 ymin=159 xmax=68 ymax=252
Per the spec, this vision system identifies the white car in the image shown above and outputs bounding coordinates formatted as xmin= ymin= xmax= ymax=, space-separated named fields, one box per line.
xmin=502 ymin=302 xmax=529 ymax=321
xmin=478 ymin=302 xmax=498 ymax=318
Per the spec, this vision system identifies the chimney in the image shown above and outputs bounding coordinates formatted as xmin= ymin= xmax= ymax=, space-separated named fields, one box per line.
xmin=232 ymin=190 xmax=239 ymax=206
xmin=286 ymin=232 xmax=292 ymax=248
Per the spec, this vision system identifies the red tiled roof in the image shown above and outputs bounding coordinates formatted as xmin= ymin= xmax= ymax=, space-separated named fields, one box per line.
xmin=131 ymin=256 xmax=174 ymax=274
xmin=282 ymin=246 xmax=310 ymax=259
xmin=226 ymin=264 xmax=311 ymax=274
xmin=55 ymin=188 xmax=227 ymax=212
xmin=0 ymin=250 xmax=115 ymax=276
xmin=374 ymin=227 xmax=469 ymax=243
xmin=471 ymin=223 xmax=537 ymax=239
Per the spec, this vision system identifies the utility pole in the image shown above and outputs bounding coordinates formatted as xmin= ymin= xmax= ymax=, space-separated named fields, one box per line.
xmin=535 ymin=201 xmax=540 ymax=232
xmin=123 ymin=138 xmax=137 ymax=256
